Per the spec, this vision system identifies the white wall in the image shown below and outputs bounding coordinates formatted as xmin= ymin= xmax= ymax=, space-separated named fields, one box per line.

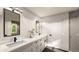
xmin=20 ymin=14 xmax=34 ymax=37
xmin=0 ymin=8 xmax=36 ymax=44
xmin=41 ymin=12 xmax=69 ymax=51
xmin=0 ymin=8 xmax=4 ymax=40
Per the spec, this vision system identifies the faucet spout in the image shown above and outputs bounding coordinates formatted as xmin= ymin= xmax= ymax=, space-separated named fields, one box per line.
xmin=14 ymin=37 xmax=17 ymax=42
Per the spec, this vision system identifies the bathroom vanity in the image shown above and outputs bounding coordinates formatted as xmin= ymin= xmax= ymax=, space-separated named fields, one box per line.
xmin=0 ymin=8 xmax=48 ymax=52
xmin=0 ymin=34 xmax=47 ymax=52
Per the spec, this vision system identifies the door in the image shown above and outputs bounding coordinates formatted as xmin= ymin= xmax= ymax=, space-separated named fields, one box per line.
xmin=69 ymin=10 xmax=79 ymax=52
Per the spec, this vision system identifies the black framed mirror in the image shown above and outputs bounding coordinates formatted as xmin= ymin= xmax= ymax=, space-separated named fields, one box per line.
xmin=3 ymin=8 xmax=20 ymax=37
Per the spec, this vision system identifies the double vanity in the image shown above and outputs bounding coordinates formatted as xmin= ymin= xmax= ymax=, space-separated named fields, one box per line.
xmin=0 ymin=34 xmax=47 ymax=52
xmin=0 ymin=8 xmax=48 ymax=52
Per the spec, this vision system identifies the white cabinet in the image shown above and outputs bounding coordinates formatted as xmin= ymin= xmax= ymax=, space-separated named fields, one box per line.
xmin=11 ymin=36 xmax=47 ymax=52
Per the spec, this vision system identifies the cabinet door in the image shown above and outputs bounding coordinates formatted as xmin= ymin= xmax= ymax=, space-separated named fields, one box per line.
xmin=32 ymin=40 xmax=40 ymax=52
xmin=11 ymin=43 xmax=33 ymax=52
xmin=22 ymin=43 xmax=34 ymax=52
xmin=40 ymin=39 xmax=46 ymax=51
xmin=29 ymin=42 xmax=37 ymax=52
xmin=36 ymin=40 xmax=42 ymax=52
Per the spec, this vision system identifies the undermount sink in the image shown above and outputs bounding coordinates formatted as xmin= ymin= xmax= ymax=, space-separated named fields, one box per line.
xmin=6 ymin=40 xmax=26 ymax=47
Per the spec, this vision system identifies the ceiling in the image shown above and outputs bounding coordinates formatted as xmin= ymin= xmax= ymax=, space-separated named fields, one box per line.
xmin=26 ymin=7 xmax=79 ymax=17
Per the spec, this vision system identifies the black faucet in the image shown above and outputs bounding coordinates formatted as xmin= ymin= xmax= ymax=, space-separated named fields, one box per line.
xmin=14 ymin=37 xmax=17 ymax=42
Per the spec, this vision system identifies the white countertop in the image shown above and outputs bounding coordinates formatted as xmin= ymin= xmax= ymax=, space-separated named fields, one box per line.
xmin=0 ymin=34 xmax=47 ymax=52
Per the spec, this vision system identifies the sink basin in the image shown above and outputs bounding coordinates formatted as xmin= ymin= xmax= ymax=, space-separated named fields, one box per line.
xmin=6 ymin=40 xmax=26 ymax=47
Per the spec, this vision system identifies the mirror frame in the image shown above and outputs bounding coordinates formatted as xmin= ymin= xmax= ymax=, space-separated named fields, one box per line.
xmin=3 ymin=8 xmax=20 ymax=37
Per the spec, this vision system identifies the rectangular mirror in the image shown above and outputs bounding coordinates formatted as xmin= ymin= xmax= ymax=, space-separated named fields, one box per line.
xmin=3 ymin=8 xmax=20 ymax=37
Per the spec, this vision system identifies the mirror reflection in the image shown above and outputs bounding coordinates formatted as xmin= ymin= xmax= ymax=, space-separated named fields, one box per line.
xmin=4 ymin=8 xmax=20 ymax=37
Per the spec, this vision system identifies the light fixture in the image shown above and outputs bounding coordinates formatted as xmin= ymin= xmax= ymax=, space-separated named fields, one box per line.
xmin=6 ymin=7 xmax=22 ymax=13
